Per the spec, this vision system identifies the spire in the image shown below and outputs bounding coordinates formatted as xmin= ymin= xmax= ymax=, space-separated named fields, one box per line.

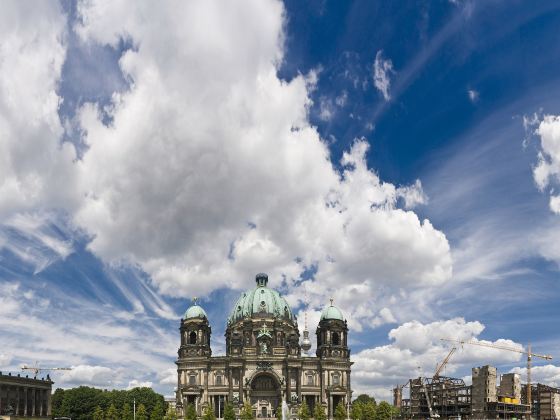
xmin=301 ymin=287 xmax=311 ymax=353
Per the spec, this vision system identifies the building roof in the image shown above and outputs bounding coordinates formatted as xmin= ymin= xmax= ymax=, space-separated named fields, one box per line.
xmin=320 ymin=300 xmax=345 ymax=321
xmin=184 ymin=299 xmax=208 ymax=319
xmin=228 ymin=273 xmax=295 ymax=324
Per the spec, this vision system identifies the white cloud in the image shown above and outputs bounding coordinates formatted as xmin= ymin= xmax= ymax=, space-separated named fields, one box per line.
xmin=60 ymin=365 xmax=115 ymax=387
xmin=0 ymin=2 xmax=77 ymax=219
xmin=532 ymin=115 xmax=560 ymax=213
xmin=127 ymin=379 xmax=154 ymax=390
xmin=397 ymin=179 xmax=428 ymax=208
xmin=550 ymin=195 xmax=560 ymax=214
xmin=58 ymin=0 xmax=451 ymax=329
xmin=510 ymin=365 xmax=560 ymax=388
xmin=335 ymin=90 xmax=348 ymax=107
xmin=318 ymin=96 xmax=335 ymax=121
xmin=468 ymin=89 xmax=479 ymax=103
xmin=0 ymin=0 xmax=451 ymax=332
xmin=373 ymin=50 xmax=395 ymax=101
xmin=352 ymin=318 xmax=524 ymax=400
xmin=158 ymin=368 xmax=177 ymax=386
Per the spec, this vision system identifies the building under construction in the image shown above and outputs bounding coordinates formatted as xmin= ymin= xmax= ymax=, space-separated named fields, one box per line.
xmin=396 ymin=365 xmax=560 ymax=419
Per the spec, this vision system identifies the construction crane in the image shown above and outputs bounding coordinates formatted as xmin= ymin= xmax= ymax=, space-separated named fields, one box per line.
xmin=441 ymin=338 xmax=552 ymax=413
xmin=433 ymin=346 xmax=456 ymax=378
xmin=21 ymin=363 xmax=72 ymax=378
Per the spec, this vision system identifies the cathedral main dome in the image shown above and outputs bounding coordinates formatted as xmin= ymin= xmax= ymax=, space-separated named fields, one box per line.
xmin=228 ymin=273 xmax=295 ymax=325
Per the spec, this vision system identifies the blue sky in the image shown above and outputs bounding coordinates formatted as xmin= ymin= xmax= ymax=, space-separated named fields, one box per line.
xmin=2 ymin=0 xmax=560 ymax=400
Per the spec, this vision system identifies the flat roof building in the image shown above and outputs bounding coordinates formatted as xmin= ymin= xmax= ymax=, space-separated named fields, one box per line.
xmin=0 ymin=372 xmax=53 ymax=419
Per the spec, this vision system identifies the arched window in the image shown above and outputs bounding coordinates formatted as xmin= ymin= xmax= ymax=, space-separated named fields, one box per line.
xmin=332 ymin=332 xmax=340 ymax=345
xmin=189 ymin=331 xmax=197 ymax=344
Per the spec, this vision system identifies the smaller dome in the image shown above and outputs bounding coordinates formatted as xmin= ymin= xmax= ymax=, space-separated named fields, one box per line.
xmin=320 ymin=299 xmax=344 ymax=321
xmin=184 ymin=298 xmax=208 ymax=319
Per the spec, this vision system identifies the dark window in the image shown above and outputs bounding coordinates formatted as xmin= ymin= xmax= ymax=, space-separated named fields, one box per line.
xmin=189 ymin=331 xmax=197 ymax=344
xmin=333 ymin=374 xmax=340 ymax=385
xmin=189 ymin=374 xmax=196 ymax=385
xmin=332 ymin=332 xmax=340 ymax=345
xmin=307 ymin=374 xmax=314 ymax=386
xmin=216 ymin=375 xmax=223 ymax=385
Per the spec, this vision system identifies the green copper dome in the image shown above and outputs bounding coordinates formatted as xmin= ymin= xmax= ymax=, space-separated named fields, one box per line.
xmin=228 ymin=273 xmax=295 ymax=324
xmin=184 ymin=298 xmax=208 ymax=319
xmin=320 ymin=300 xmax=344 ymax=321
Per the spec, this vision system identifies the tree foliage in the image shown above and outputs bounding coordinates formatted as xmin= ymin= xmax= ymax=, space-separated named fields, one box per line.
xmin=313 ymin=404 xmax=326 ymax=420
xmin=137 ymin=403 xmax=148 ymax=420
xmin=373 ymin=402 xmax=392 ymax=420
xmin=93 ymin=405 xmax=104 ymax=420
xmin=48 ymin=386 xmax=165 ymax=420
xmin=106 ymin=403 xmax=119 ymax=420
xmin=164 ymin=406 xmax=178 ymax=420
xmin=240 ymin=401 xmax=255 ymax=420
xmin=122 ymin=403 xmax=134 ymax=420
xmin=185 ymin=403 xmax=198 ymax=420
xmin=298 ymin=399 xmax=310 ymax=420
xmin=352 ymin=399 xmax=376 ymax=420
xmin=203 ymin=404 xmax=217 ymax=420
xmin=224 ymin=402 xmax=236 ymax=420
xmin=334 ymin=402 xmax=347 ymax=420
xmin=151 ymin=401 xmax=165 ymax=420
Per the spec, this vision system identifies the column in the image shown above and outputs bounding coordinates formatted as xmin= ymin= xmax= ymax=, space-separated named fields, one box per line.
xmin=47 ymin=388 xmax=52 ymax=416
xmin=228 ymin=367 xmax=233 ymax=402
xmin=31 ymin=388 xmax=36 ymax=416
xmin=16 ymin=386 xmax=20 ymax=416
xmin=238 ymin=369 xmax=243 ymax=404
xmin=286 ymin=368 xmax=291 ymax=403
xmin=24 ymin=387 xmax=28 ymax=416
xmin=328 ymin=395 xmax=333 ymax=420
xmin=296 ymin=369 xmax=301 ymax=403
xmin=0 ymin=384 xmax=3 ymax=414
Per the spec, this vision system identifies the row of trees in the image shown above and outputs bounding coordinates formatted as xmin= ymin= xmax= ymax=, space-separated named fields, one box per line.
xmin=52 ymin=388 xmax=395 ymax=420
xmin=51 ymin=386 xmax=167 ymax=420
xmin=183 ymin=394 xmax=397 ymax=420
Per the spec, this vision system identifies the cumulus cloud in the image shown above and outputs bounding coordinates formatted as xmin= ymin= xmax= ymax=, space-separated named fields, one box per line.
xmin=373 ymin=50 xmax=395 ymax=101
xmin=0 ymin=2 xmax=77 ymax=218
xmin=532 ymin=115 xmax=560 ymax=214
xmin=60 ymin=365 xmax=115 ymax=387
xmin=511 ymin=364 xmax=560 ymax=388
xmin=0 ymin=0 xmax=451 ymax=332
xmin=397 ymin=179 xmax=428 ymax=208
xmin=352 ymin=318 xmax=524 ymax=400
xmin=62 ymin=0 xmax=451 ymax=329
xmin=127 ymin=379 xmax=154 ymax=390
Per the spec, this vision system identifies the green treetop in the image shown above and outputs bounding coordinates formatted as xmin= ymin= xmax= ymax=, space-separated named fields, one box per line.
xmin=224 ymin=402 xmax=236 ymax=420
xmin=164 ymin=406 xmax=178 ymax=420
xmin=122 ymin=403 xmax=134 ymax=420
xmin=298 ymin=400 xmax=310 ymax=420
xmin=313 ymin=404 xmax=326 ymax=420
xmin=334 ymin=402 xmax=347 ymax=420
xmin=136 ymin=403 xmax=148 ymax=420
xmin=202 ymin=405 xmax=216 ymax=420
xmin=185 ymin=403 xmax=198 ymax=420
xmin=93 ymin=406 xmax=104 ymax=420
xmin=240 ymin=401 xmax=255 ymax=420
xmin=163 ymin=407 xmax=177 ymax=420
xmin=373 ymin=402 xmax=392 ymax=420
xmin=151 ymin=401 xmax=165 ymax=420
xmin=105 ymin=403 xmax=119 ymax=420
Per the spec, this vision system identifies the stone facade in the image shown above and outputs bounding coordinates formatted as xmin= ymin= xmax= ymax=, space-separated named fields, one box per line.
xmin=0 ymin=372 xmax=52 ymax=419
xmin=175 ymin=274 xmax=352 ymax=419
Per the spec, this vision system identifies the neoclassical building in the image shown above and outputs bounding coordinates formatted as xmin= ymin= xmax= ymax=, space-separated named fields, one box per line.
xmin=175 ymin=273 xmax=352 ymax=419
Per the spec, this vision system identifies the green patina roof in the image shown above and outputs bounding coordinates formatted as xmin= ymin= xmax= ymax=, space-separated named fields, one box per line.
xmin=184 ymin=298 xmax=208 ymax=319
xmin=320 ymin=300 xmax=344 ymax=321
xmin=228 ymin=273 xmax=295 ymax=324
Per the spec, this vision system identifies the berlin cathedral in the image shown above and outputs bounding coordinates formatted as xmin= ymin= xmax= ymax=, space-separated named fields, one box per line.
xmin=175 ymin=273 xmax=352 ymax=419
